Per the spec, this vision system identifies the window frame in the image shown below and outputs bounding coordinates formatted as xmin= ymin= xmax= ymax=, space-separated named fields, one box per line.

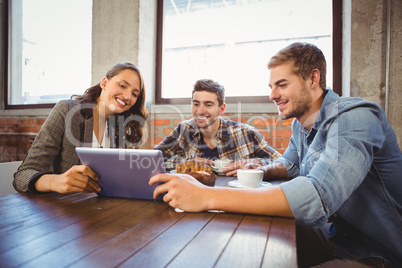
xmin=1 ymin=0 xmax=8 ymax=110
xmin=3 ymin=0 xmax=54 ymax=110
xmin=155 ymin=0 xmax=342 ymax=105
xmin=3 ymin=0 xmax=93 ymax=110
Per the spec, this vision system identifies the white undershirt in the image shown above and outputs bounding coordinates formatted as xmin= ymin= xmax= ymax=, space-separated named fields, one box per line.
xmin=92 ymin=127 xmax=110 ymax=148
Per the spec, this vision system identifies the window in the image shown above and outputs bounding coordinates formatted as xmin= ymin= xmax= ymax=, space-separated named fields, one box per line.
xmin=156 ymin=0 xmax=342 ymax=104
xmin=6 ymin=0 xmax=92 ymax=109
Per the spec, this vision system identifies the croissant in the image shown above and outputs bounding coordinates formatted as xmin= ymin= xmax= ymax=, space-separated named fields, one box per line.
xmin=176 ymin=159 xmax=213 ymax=173
xmin=176 ymin=160 xmax=216 ymax=186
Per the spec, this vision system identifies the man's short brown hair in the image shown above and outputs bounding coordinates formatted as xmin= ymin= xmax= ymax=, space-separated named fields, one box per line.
xmin=192 ymin=79 xmax=225 ymax=106
xmin=268 ymin=42 xmax=327 ymax=90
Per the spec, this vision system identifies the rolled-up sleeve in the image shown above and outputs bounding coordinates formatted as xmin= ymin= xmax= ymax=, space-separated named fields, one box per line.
xmin=275 ymin=156 xmax=300 ymax=178
xmin=281 ymin=177 xmax=327 ymax=226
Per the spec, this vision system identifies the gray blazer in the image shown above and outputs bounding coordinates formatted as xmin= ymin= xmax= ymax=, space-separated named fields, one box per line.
xmin=14 ymin=100 xmax=101 ymax=192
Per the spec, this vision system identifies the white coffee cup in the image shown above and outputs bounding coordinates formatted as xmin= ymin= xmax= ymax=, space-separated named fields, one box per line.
xmin=212 ymin=159 xmax=232 ymax=173
xmin=237 ymin=169 xmax=264 ymax=188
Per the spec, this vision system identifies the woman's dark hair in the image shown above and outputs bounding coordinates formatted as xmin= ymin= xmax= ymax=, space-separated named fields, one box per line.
xmin=73 ymin=62 xmax=148 ymax=148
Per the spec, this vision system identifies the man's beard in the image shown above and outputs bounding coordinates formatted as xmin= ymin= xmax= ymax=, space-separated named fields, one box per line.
xmin=196 ymin=116 xmax=219 ymax=131
xmin=281 ymin=85 xmax=312 ymax=120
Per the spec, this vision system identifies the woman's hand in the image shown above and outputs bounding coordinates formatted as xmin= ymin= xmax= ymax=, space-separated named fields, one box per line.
xmin=150 ymin=173 xmax=212 ymax=212
xmin=35 ymin=165 xmax=100 ymax=193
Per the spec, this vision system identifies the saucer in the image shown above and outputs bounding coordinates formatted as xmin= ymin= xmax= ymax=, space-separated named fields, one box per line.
xmin=228 ymin=180 xmax=270 ymax=188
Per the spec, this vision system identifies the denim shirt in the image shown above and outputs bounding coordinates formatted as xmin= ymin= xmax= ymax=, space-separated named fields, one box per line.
xmin=277 ymin=90 xmax=402 ymax=266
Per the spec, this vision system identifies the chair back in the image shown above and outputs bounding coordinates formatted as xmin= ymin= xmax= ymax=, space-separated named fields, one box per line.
xmin=0 ymin=161 xmax=22 ymax=197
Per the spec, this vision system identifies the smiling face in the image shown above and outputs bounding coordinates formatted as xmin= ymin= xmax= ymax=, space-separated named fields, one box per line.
xmin=98 ymin=69 xmax=141 ymax=118
xmin=192 ymin=91 xmax=225 ymax=131
xmin=269 ymin=61 xmax=313 ymax=122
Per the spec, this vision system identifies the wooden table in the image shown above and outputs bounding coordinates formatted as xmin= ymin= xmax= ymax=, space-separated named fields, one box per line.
xmin=0 ymin=177 xmax=297 ymax=267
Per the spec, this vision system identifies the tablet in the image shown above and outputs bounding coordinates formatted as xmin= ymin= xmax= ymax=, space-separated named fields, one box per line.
xmin=76 ymin=147 xmax=166 ymax=200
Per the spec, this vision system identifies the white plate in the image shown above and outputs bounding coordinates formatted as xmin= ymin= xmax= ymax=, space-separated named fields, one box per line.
xmin=228 ymin=180 xmax=271 ymax=188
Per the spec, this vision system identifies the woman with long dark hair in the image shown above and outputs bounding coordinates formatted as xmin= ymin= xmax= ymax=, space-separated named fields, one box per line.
xmin=14 ymin=62 xmax=148 ymax=194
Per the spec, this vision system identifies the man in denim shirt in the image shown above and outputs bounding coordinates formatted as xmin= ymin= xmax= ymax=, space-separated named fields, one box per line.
xmin=151 ymin=43 xmax=402 ymax=267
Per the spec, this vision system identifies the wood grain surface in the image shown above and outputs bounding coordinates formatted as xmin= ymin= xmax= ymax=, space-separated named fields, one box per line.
xmin=0 ymin=177 xmax=297 ymax=267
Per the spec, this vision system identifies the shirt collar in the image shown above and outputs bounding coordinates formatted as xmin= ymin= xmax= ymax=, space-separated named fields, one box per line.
xmin=217 ymin=118 xmax=232 ymax=141
xmin=311 ymin=89 xmax=339 ymax=131
xmin=188 ymin=117 xmax=231 ymax=141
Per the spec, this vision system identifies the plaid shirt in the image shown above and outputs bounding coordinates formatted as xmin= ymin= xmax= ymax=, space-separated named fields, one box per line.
xmin=154 ymin=118 xmax=281 ymax=170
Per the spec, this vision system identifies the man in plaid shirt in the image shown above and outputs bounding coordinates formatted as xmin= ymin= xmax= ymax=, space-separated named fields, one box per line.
xmin=154 ymin=79 xmax=281 ymax=176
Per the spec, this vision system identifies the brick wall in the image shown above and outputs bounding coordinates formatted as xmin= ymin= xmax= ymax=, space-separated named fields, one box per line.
xmin=144 ymin=112 xmax=292 ymax=155
xmin=0 ymin=117 xmax=42 ymax=162
xmin=0 ymin=113 xmax=292 ymax=163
